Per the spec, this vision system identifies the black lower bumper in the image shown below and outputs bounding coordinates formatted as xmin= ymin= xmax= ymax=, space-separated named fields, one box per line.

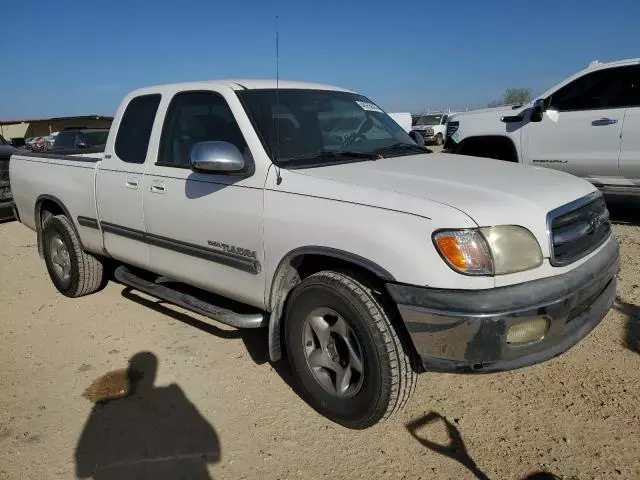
xmin=387 ymin=237 xmax=619 ymax=373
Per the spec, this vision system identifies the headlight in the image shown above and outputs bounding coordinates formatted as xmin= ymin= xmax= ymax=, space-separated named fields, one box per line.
xmin=433 ymin=226 xmax=542 ymax=276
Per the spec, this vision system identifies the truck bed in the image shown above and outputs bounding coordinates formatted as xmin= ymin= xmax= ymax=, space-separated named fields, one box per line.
xmin=9 ymin=150 xmax=104 ymax=254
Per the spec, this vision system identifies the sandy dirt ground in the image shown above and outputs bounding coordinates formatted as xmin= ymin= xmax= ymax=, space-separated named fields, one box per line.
xmin=1 ymin=196 xmax=639 ymax=480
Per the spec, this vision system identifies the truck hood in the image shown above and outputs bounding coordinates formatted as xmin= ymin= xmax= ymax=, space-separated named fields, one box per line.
xmin=290 ymin=153 xmax=597 ymax=256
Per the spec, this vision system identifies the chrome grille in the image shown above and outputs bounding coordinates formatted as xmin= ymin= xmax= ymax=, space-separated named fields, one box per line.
xmin=446 ymin=121 xmax=459 ymax=138
xmin=548 ymin=192 xmax=611 ymax=266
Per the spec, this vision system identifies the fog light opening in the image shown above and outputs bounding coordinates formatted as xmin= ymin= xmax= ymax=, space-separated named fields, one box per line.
xmin=506 ymin=317 xmax=549 ymax=345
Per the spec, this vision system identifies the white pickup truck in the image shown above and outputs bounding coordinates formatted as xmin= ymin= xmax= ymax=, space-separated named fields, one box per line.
xmin=445 ymin=58 xmax=640 ymax=195
xmin=10 ymin=79 xmax=619 ymax=429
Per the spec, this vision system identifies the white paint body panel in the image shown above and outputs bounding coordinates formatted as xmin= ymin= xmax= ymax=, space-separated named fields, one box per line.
xmin=619 ymin=106 xmax=640 ymax=182
xmin=449 ymin=58 xmax=640 ymax=189
xmin=8 ymin=79 xmax=608 ymax=314
xmin=388 ymin=112 xmax=412 ymax=133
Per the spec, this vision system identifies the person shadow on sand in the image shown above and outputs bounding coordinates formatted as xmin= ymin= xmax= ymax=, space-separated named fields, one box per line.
xmin=75 ymin=352 xmax=220 ymax=480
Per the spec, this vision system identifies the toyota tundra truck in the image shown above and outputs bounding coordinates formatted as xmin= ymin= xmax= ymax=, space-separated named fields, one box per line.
xmin=10 ymin=80 xmax=619 ymax=429
xmin=445 ymin=58 xmax=640 ymax=195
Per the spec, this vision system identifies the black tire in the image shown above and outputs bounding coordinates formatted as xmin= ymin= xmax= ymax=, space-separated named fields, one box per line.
xmin=284 ymin=271 xmax=418 ymax=429
xmin=42 ymin=214 xmax=105 ymax=297
xmin=436 ymin=133 xmax=444 ymax=146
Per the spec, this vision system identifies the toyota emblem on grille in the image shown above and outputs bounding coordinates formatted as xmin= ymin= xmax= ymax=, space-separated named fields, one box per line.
xmin=589 ymin=213 xmax=604 ymax=234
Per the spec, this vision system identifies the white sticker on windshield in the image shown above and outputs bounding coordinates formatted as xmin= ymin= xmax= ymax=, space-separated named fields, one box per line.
xmin=355 ymin=101 xmax=383 ymax=113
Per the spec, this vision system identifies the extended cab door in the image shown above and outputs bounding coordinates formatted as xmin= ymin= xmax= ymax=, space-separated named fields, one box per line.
xmin=618 ymin=65 xmax=640 ymax=182
xmin=96 ymin=94 xmax=161 ymax=268
xmin=142 ymin=88 xmax=266 ymax=308
xmin=522 ymin=67 xmax=626 ymax=182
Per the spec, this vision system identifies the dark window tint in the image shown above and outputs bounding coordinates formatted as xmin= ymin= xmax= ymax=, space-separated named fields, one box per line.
xmin=51 ymin=131 xmax=78 ymax=150
xmin=82 ymin=130 xmax=109 ymax=147
xmin=115 ymin=94 xmax=161 ymax=163
xmin=549 ymin=67 xmax=630 ymax=111
xmin=158 ymin=91 xmax=247 ymax=167
xmin=622 ymin=65 xmax=640 ymax=107
xmin=442 ymin=115 xmax=448 ymax=124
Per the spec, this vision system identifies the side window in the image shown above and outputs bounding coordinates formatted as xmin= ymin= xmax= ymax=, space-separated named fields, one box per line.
xmin=548 ymin=67 xmax=627 ymax=111
xmin=115 ymin=94 xmax=161 ymax=164
xmin=158 ymin=91 xmax=247 ymax=167
xmin=442 ymin=115 xmax=448 ymax=124
xmin=622 ymin=65 xmax=640 ymax=107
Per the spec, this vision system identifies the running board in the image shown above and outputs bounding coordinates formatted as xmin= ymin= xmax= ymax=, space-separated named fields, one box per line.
xmin=114 ymin=266 xmax=266 ymax=329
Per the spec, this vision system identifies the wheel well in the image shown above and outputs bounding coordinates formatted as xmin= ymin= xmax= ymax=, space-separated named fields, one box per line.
xmin=37 ymin=199 xmax=64 ymax=226
xmin=34 ymin=197 xmax=71 ymax=258
xmin=267 ymin=252 xmax=419 ymax=365
xmin=456 ymin=135 xmax=518 ymax=162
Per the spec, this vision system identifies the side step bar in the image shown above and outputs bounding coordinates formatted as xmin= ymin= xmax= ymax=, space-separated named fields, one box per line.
xmin=114 ymin=266 xmax=266 ymax=329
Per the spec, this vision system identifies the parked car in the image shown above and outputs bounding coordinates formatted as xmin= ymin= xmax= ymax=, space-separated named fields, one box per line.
xmin=44 ymin=132 xmax=59 ymax=151
xmin=411 ymin=114 xmax=449 ymax=145
xmin=0 ymin=135 xmax=16 ymax=221
xmin=10 ymin=80 xmax=618 ymax=428
xmin=50 ymin=128 xmax=109 ymax=152
xmin=9 ymin=137 xmax=26 ymax=149
xmin=445 ymin=58 xmax=640 ymax=195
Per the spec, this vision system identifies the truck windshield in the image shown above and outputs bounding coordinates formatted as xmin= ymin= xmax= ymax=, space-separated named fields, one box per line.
xmin=237 ymin=89 xmax=425 ymax=167
xmin=416 ymin=115 xmax=442 ymax=126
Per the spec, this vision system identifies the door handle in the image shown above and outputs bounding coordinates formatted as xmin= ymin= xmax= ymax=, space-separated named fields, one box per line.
xmin=125 ymin=179 xmax=139 ymax=189
xmin=591 ymin=118 xmax=618 ymax=126
xmin=150 ymin=184 xmax=165 ymax=194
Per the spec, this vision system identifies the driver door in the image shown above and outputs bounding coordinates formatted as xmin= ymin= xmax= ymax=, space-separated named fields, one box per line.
xmin=522 ymin=67 xmax=625 ymax=182
xmin=142 ymin=89 xmax=265 ymax=307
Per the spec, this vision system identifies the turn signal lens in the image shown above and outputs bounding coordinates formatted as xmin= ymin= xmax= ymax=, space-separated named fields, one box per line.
xmin=433 ymin=230 xmax=493 ymax=275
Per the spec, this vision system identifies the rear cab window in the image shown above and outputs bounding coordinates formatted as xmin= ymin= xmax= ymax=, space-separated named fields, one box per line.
xmin=115 ymin=94 xmax=162 ymax=163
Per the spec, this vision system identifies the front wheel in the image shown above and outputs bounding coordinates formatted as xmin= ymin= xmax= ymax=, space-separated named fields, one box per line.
xmin=284 ymin=271 xmax=418 ymax=429
xmin=435 ymin=133 xmax=444 ymax=146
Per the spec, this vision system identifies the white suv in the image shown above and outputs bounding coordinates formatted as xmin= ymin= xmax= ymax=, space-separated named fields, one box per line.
xmin=445 ymin=58 xmax=640 ymax=195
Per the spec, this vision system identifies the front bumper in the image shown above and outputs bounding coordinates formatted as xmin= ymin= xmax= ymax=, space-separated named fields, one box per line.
xmin=387 ymin=236 xmax=619 ymax=373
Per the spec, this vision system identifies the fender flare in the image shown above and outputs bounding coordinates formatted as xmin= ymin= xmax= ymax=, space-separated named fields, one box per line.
xmin=267 ymin=246 xmax=395 ymax=362
xmin=34 ymin=194 xmax=83 ymax=258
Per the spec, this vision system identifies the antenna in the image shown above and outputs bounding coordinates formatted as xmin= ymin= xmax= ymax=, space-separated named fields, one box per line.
xmin=275 ymin=15 xmax=282 ymax=185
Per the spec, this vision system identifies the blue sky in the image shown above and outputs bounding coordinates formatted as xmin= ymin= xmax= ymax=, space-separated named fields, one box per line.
xmin=1 ymin=0 xmax=639 ymax=120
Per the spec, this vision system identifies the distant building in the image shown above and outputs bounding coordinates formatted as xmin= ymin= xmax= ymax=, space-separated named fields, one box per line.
xmin=0 ymin=115 xmax=113 ymax=140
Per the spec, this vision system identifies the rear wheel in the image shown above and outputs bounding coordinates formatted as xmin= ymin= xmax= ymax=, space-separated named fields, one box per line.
xmin=42 ymin=214 xmax=105 ymax=297
xmin=284 ymin=271 xmax=418 ymax=429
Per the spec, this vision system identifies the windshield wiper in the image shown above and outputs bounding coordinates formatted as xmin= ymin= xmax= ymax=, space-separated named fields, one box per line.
xmin=277 ymin=150 xmax=379 ymax=168
xmin=374 ymin=143 xmax=430 ymax=156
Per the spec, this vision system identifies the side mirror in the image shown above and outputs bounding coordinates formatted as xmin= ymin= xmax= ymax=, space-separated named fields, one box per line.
xmin=409 ymin=130 xmax=425 ymax=147
xmin=190 ymin=141 xmax=246 ymax=173
xmin=530 ymin=98 xmax=546 ymax=123
xmin=76 ymin=141 xmax=87 ymax=149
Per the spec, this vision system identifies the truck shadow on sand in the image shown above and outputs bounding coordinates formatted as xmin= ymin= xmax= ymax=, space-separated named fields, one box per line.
xmin=605 ymin=195 xmax=640 ymax=227
xmin=76 ymin=351 xmax=220 ymax=479
xmin=406 ymin=412 xmax=559 ymax=480
xmin=613 ymin=298 xmax=640 ymax=354
xmin=119 ymin=287 xmax=297 ymax=388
